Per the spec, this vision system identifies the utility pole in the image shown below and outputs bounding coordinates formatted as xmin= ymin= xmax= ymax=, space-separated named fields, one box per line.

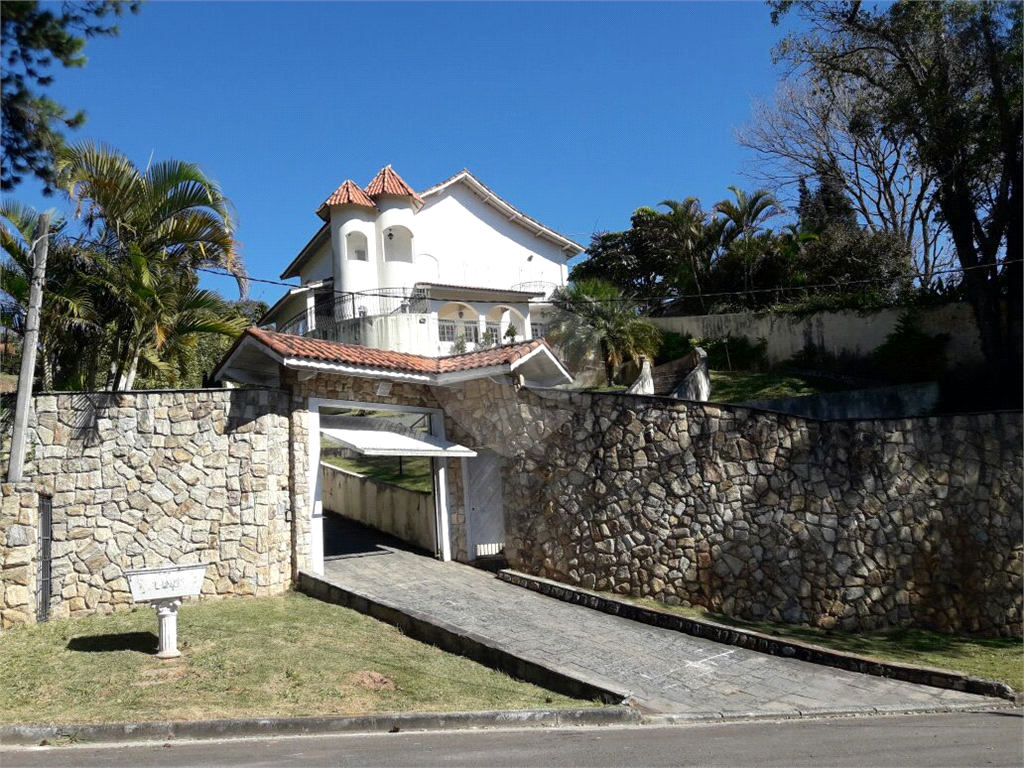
xmin=7 ymin=212 xmax=50 ymax=483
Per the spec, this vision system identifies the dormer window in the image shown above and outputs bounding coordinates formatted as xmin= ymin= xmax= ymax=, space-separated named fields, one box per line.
xmin=347 ymin=231 xmax=369 ymax=261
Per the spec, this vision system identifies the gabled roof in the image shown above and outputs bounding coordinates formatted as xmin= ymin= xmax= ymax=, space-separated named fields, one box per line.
xmin=316 ymin=180 xmax=377 ymax=221
xmin=279 ymin=165 xmax=584 ymax=281
xmin=419 ymin=169 xmax=585 ymax=255
xmin=213 ymin=328 xmax=573 ymax=387
xmin=365 ymin=165 xmax=424 ymax=205
xmin=279 ymin=222 xmax=331 ymax=280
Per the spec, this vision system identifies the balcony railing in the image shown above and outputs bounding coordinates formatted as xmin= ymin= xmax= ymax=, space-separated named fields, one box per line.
xmin=275 ymin=287 xmax=428 ymax=337
xmin=510 ymin=280 xmax=560 ymax=298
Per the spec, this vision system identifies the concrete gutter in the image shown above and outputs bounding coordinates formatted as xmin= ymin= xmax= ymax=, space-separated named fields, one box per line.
xmin=498 ymin=570 xmax=1019 ymax=703
xmin=0 ymin=707 xmax=641 ymax=747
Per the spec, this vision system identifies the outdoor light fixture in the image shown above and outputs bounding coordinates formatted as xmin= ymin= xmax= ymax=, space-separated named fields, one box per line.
xmin=458 ymin=311 xmax=464 ymax=319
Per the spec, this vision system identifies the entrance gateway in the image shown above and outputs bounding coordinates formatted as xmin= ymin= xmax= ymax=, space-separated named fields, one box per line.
xmin=307 ymin=397 xmax=479 ymax=573
xmin=465 ymin=450 xmax=507 ymax=558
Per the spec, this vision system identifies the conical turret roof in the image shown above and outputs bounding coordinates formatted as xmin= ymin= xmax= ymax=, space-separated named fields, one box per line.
xmin=316 ymin=179 xmax=377 ymax=220
xmin=364 ymin=165 xmax=424 ymax=204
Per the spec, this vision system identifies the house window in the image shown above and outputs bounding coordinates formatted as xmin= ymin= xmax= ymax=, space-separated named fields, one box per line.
xmin=347 ymin=231 xmax=369 ymax=261
xmin=531 ymin=323 xmax=545 ymax=339
xmin=460 ymin=322 xmax=480 ymax=344
xmin=439 ymin=319 xmax=457 ymax=342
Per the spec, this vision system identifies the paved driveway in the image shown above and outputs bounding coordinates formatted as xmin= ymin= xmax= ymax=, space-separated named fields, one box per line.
xmin=313 ymin=523 xmax=996 ymax=717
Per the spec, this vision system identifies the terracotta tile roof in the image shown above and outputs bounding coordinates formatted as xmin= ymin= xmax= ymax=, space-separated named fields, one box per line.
xmin=246 ymin=327 xmax=546 ymax=375
xmin=365 ymin=165 xmax=424 ymax=204
xmin=316 ymin=180 xmax=377 ymax=220
xmin=414 ymin=281 xmax=545 ymax=296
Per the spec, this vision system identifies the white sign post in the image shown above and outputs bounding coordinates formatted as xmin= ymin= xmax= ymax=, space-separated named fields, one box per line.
xmin=125 ymin=564 xmax=209 ymax=659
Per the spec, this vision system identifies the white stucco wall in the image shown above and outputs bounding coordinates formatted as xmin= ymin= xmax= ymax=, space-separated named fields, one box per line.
xmin=647 ymin=303 xmax=985 ymax=370
xmin=266 ymin=177 xmax=577 ymax=342
xmin=335 ymin=209 xmax=379 ymax=296
xmin=298 ymin=238 xmax=334 ymax=284
xmin=413 ymin=183 xmax=570 ymax=290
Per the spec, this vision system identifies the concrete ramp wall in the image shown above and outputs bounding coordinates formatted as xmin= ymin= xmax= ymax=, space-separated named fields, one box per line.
xmin=321 ymin=463 xmax=436 ymax=553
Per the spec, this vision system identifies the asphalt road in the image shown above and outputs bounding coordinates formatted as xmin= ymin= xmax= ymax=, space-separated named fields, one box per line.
xmin=3 ymin=711 xmax=1021 ymax=768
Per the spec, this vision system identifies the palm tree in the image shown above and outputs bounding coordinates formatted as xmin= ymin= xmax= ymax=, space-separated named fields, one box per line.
xmin=714 ymin=187 xmax=781 ymax=303
xmin=659 ymin=197 xmax=727 ymax=312
xmin=0 ymin=202 xmax=100 ymax=389
xmin=545 ymin=279 xmax=662 ymax=385
xmin=55 ymin=142 xmax=247 ymax=389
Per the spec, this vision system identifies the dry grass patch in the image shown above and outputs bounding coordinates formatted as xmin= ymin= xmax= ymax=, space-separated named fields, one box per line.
xmin=0 ymin=592 xmax=591 ymax=725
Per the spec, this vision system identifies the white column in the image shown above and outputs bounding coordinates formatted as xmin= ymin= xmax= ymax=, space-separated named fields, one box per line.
xmin=305 ymin=291 xmax=316 ymax=333
xmin=154 ymin=599 xmax=182 ymax=659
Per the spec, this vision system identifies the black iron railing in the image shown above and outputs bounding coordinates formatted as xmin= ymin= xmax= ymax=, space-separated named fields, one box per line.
xmin=275 ymin=287 xmax=429 ymax=337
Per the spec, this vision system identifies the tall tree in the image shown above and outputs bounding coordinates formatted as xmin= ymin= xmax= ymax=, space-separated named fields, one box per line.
xmin=738 ymin=80 xmax=950 ymax=285
xmin=56 ymin=142 xmax=247 ymax=389
xmin=571 ymin=207 xmax=676 ymax=310
xmin=545 ymin=280 xmax=661 ymax=385
xmin=0 ymin=201 xmax=99 ymax=389
xmin=1 ymin=1 xmax=139 ymax=192
xmin=659 ymin=197 xmax=726 ymax=313
xmin=771 ymin=0 xmax=1023 ymax=376
xmin=713 ymin=186 xmax=782 ymax=303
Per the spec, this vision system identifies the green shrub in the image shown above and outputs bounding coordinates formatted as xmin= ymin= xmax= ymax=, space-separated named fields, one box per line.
xmin=654 ymin=331 xmax=768 ymax=371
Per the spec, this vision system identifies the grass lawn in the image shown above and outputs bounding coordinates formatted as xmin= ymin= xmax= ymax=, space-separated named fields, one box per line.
xmin=586 ymin=370 xmax=853 ymax=403
xmin=0 ymin=372 xmax=17 ymax=394
xmin=627 ymin=596 xmax=1023 ymax=692
xmin=709 ymin=369 xmax=851 ymax=404
xmin=0 ymin=592 xmax=590 ymax=725
xmin=321 ymin=446 xmax=433 ymax=494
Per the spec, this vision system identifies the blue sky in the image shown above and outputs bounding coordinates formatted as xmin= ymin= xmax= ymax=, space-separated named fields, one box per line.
xmin=15 ymin=1 xmax=794 ymax=305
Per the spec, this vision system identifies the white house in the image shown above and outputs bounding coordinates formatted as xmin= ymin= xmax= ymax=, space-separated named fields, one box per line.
xmin=260 ymin=165 xmax=586 ymax=356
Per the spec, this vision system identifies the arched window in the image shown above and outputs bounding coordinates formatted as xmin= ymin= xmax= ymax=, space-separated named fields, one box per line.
xmin=383 ymin=226 xmax=413 ymax=263
xmin=485 ymin=306 xmax=527 ymax=344
xmin=438 ymin=302 xmax=480 ymax=345
xmin=346 ymin=231 xmax=368 ymax=261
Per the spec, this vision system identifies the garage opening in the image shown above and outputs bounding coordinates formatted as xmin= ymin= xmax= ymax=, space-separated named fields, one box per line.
xmin=316 ymin=406 xmax=474 ymax=563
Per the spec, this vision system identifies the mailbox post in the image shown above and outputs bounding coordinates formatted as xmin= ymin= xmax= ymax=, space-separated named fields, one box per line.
xmin=125 ymin=564 xmax=209 ymax=659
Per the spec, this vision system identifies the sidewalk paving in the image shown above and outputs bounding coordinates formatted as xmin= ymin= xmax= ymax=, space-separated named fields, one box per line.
xmin=313 ymin=541 xmax=998 ymax=717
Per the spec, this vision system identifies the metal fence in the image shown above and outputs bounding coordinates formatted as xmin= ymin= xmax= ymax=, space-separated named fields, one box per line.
xmin=276 ymin=287 xmax=429 ymax=336
xmin=36 ymin=495 xmax=52 ymax=622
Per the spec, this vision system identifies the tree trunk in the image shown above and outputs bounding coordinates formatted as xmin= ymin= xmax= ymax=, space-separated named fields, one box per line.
xmin=123 ymin=350 xmax=141 ymax=390
xmin=601 ymin=338 xmax=614 ymax=386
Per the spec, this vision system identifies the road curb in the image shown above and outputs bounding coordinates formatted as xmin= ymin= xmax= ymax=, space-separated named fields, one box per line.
xmin=0 ymin=706 xmax=642 ymax=747
xmin=498 ymin=570 xmax=1018 ymax=702
xmin=642 ymin=699 xmax=1020 ymax=726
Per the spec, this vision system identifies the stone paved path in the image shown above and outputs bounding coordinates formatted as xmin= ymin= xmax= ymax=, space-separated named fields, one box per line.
xmin=314 ymin=532 xmax=996 ymax=716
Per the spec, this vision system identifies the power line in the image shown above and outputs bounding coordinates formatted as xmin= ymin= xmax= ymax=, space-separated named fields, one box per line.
xmin=197 ymin=258 xmax=1022 ymax=307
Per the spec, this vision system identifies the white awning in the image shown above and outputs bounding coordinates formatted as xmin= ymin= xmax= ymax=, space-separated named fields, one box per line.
xmin=319 ymin=427 xmax=477 ymax=458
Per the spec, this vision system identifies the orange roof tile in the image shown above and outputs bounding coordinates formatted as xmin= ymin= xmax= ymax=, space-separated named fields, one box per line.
xmin=365 ymin=165 xmax=424 ymax=204
xmin=316 ymin=180 xmax=377 ymax=220
xmin=246 ymin=327 xmax=546 ymax=376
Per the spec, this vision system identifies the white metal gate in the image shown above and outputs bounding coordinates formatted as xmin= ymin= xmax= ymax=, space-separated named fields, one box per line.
xmin=465 ymin=450 xmax=506 ymax=559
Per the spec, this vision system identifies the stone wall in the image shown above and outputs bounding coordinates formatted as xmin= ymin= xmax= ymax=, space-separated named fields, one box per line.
xmin=3 ymin=389 xmax=294 ymax=625
xmin=0 ymin=483 xmax=39 ymax=627
xmin=436 ymin=380 xmax=1022 ymax=636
